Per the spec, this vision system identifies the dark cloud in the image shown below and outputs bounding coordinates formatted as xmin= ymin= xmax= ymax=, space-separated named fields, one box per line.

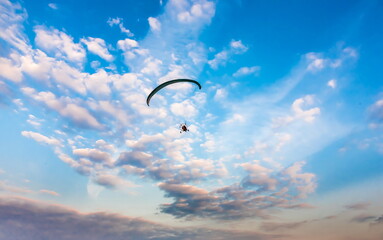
xmin=158 ymin=162 xmax=316 ymax=220
xmin=261 ymin=221 xmax=307 ymax=232
xmin=372 ymin=215 xmax=383 ymax=225
xmin=0 ymin=197 xmax=277 ymax=240
xmin=351 ymin=214 xmax=376 ymax=223
xmin=344 ymin=202 xmax=371 ymax=211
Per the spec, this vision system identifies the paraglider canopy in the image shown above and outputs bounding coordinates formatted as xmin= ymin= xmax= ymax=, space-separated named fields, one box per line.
xmin=146 ymin=79 xmax=202 ymax=106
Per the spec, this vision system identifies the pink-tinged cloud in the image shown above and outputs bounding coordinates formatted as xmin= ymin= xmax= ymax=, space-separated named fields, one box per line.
xmin=39 ymin=189 xmax=60 ymax=197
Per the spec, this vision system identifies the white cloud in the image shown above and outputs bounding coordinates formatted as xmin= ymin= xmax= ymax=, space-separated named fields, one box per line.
xmin=0 ymin=0 xmax=29 ymax=53
xmin=208 ymin=39 xmax=248 ymax=69
xmin=34 ymin=26 xmax=86 ymax=63
xmin=213 ymin=88 xmax=227 ymax=101
xmin=88 ymin=100 xmax=130 ymax=126
xmin=208 ymin=50 xmax=228 ymax=70
xmin=273 ymin=95 xmax=320 ymax=128
xmin=107 ymin=17 xmax=134 ymax=37
xmin=81 ymin=37 xmax=114 ymax=61
xmin=233 ymin=66 xmax=260 ymax=77
xmin=51 ymin=61 xmax=87 ymax=94
xmin=20 ymin=49 xmax=54 ymax=82
xmin=0 ymin=56 xmax=23 ymax=82
xmin=274 ymin=132 xmax=292 ymax=152
xmin=48 ymin=3 xmax=58 ymax=10
xmin=148 ymin=17 xmax=161 ymax=32
xmin=230 ymin=40 xmax=248 ymax=53
xmin=170 ymin=99 xmax=197 ymax=118
xmin=117 ymin=38 xmax=148 ymax=62
xmin=306 ymin=53 xmax=325 ymax=72
xmin=141 ymin=57 xmax=162 ymax=76
xmin=223 ymin=113 xmax=245 ymax=125
xmin=90 ymin=60 xmax=101 ymax=69
xmin=95 ymin=139 xmax=115 ymax=152
xmin=175 ymin=0 xmax=215 ymax=24
xmin=84 ymin=69 xmax=111 ymax=97
xmin=27 ymin=114 xmax=43 ymax=127
xmin=200 ymin=133 xmax=215 ymax=152
xmin=21 ymin=131 xmax=61 ymax=146
xmin=291 ymin=95 xmax=320 ymax=123
xmin=21 ymin=87 xmax=103 ymax=129
xmin=327 ymin=79 xmax=336 ymax=89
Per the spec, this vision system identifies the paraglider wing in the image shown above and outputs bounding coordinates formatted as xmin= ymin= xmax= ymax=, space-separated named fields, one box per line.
xmin=146 ymin=79 xmax=202 ymax=106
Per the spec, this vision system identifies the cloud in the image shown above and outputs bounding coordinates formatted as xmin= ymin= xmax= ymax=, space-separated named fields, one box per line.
xmin=0 ymin=56 xmax=23 ymax=82
xmin=233 ymin=66 xmax=261 ymax=77
xmin=369 ymin=98 xmax=383 ymax=123
xmin=39 ymin=189 xmax=60 ymax=196
xmin=0 ymin=0 xmax=29 ymax=53
xmin=214 ymin=88 xmax=228 ymax=101
xmin=0 ymin=196 xmax=276 ymax=240
xmin=117 ymin=151 xmax=153 ymax=168
xmin=159 ymin=161 xmax=316 ymax=220
xmin=81 ymin=37 xmax=114 ymax=61
xmin=351 ymin=214 xmax=376 ymax=223
xmin=208 ymin=39 xmax=248 ymax=69
xmin=345 ymin=202 xmax=371 ymax=210
xmin=107 ymin=17 xmax=134 ymax=37
xmin=372 ymin=215 xmax=383 ymax=225
xmin=73 ymin=148 xmax=113 ymax=165
xmin=148 ymin=17 xmax=161 ymax=32
xmin=0 ymin=181 xmax=33 ymax=194
xmin=48 ymin=3 xmax=58 ymax=10
xmin=170 ymin=99 xmax=198 ymax=118
xmin=141 ymin=57 xmax=163 ymax=76
xmin=327 ymin=79 xmax=336 ymax=88
xmin=174 ymin=0 xmax=215 ymax=24
xmin=21 ymin=131 xmax=61 ymax=146
xmin=282 ymin=161 xmax=316 ymax=198
xmin=92 ymin=173 xmax=136 ymax=189
xmin=272 ymin=95 xmax=320 ymax=128
xmin=21 ymin=87 xmax=103 ymax=129
xmin=0 ymin=0 xmax=353 ymax=224
xmin=34 ymin=25 xmax=86 ymax=63
xmin=261 ymin=221 xmax=307 ymax=232
xmin=84 ymin=69 xmax=111 ymax=97
xmin=20 ymin=49 xmax=54 ymax=82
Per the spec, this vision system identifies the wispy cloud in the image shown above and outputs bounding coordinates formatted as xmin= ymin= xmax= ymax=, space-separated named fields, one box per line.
xmin=233 ymin=66 xmax=261 ymax=77
xmin=208 ymin=39 xmax=248 ymax=69
xmin=21 ymin=131 xmax=62 ymax=146
xmin=107 ymin=17 xmax=134 ymax=37
xmin=39 ymin=189 xmax=60 ymax=196
xmin=48 ymin=3 xmax=58 ymax=10
xmin=345 ymin=202 xmax=371 ymax=211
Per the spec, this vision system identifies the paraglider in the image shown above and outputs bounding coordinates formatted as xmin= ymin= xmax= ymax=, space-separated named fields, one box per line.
xmin=146 ymin=78 xmax=201 ymax=133
xmin=179 ymin=122 xmax=189 ymax=133
xmin=146 ymin=79 xmax=202 ymax=106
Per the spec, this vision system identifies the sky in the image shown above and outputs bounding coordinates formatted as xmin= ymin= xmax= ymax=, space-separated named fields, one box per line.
xmin=0 ymin=0 xmax=383 ymax=239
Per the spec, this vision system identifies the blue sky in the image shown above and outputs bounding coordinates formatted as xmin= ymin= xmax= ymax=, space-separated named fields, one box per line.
xmin=0 ymin=0 xmax=383 ymax=239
